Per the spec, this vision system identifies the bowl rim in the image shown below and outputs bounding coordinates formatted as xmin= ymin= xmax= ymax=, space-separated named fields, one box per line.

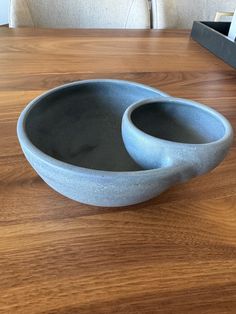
xmin=123 ymin=97 xmax=233 ymax=147
xmin=17 ymin=79 xmax=177 ymax=177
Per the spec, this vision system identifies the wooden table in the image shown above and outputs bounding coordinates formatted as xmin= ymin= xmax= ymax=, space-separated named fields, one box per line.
xmin=0 ymin=28 xmax=236 ymax=314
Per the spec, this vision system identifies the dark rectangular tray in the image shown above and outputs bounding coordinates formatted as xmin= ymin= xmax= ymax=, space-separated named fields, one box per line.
xmin=191 ymin=21 xmax=236 ymax=69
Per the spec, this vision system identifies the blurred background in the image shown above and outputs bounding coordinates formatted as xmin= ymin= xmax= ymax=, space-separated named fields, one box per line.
xmin=0 ymin=1 xmax=235 ymax=28
xmin=0 ymin=0 xmax=9 ymax=25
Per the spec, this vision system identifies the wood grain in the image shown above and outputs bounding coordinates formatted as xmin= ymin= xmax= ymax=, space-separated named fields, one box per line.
xmin=0 ymin=28 xmax=236 ymax=314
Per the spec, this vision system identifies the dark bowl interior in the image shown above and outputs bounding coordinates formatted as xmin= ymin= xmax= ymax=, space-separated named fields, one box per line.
xmin=25 ymin=81 xmax=162 ymax=171
xmin=131 ymin=100 xmax=226 ymax=144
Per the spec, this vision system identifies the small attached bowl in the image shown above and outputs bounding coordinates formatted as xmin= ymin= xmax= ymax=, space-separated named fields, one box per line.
xmin=122 ymin=97 xmax=233 ymax=180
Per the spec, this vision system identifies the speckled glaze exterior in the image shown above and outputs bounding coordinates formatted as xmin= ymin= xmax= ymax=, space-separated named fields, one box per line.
xmin=17 ymin=80 xmax=233 ymax=207
xmin=122 ymin=97 xmax=233 ymax=182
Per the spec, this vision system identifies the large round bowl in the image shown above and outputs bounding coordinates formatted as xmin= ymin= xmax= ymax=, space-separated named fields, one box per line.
xmin=17 ymin=79 xmax=176 ymax=207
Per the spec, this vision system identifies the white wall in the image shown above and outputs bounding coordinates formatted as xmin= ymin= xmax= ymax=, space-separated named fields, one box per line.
xmin=0 ymin=0 xmax=10 ymax=25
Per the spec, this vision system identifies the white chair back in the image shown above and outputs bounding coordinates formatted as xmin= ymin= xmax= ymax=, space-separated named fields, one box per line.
xmin=10 ymin=0 xmax=151 ymax=29
xmin=152 ymin=0 xmax=236 ymax=29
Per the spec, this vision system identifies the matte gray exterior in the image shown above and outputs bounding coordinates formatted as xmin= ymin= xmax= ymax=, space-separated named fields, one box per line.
xmin=17 ymin=80 xmax=233 ymax=207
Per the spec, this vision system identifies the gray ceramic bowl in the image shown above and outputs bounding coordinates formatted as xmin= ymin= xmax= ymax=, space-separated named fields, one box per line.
xmin=122 ymin=97 xmax=233 ymax=181
xmin=17 ymin=79 xmax=176 ymax=207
